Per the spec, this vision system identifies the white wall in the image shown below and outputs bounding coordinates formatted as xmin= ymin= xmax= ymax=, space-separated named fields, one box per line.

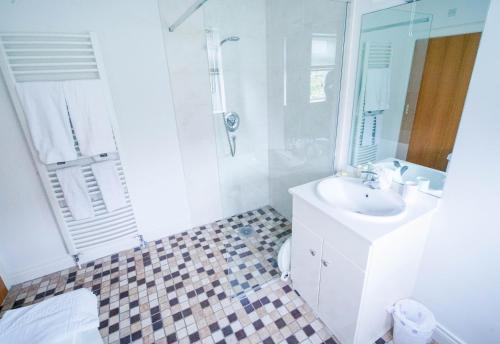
xmin=414 ymin=1 xmax=499 ymax=342
xmin=0 ymin=0 xmax=192 ymax=285
xmin=419 ymin=0 xmax=491 ymax=38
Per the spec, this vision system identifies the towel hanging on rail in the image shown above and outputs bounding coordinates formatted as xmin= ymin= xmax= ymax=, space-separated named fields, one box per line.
xmin=55 ymin=166 xmax=93 ymax=220
xmin=16 ymin=82 xmax=77 ymax=164
xmin=63 ymin=80 xmax=117 ymax=157
xmin=91 ymin=160 xmax=127 ymax=212
xmin=1 ymin=31 xmax=141 ymax=259
xmin=364 ymin=68 xmax=391 ymax=112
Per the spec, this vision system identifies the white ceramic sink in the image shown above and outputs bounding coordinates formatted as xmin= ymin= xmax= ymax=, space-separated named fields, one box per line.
xmin=316 ymin=177 xmax=406 ymax=218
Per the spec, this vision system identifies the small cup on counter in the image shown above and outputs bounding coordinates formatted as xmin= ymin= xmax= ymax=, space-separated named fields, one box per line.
xmin=402 ymin=181 xmax=419 ymax=202
xmin=416 ymin=177 xmax=430 ymax=192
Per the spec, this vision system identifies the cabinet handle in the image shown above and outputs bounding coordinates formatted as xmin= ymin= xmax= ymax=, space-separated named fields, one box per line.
xmin=309 ymin=249 xmax=316 ymax=257
xmin=322 ymin=260 xmax=329 ymax=267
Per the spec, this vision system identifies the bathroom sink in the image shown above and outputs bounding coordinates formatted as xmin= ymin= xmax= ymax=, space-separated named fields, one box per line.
xmin=316 ymin=177 xmax=406 ymax=218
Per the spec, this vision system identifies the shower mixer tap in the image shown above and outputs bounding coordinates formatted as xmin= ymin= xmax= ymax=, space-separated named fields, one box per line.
xmin=223 ymin=112 xmax=240 ymax=157
xmin=224 ymin=112 xmax=240 ymax=132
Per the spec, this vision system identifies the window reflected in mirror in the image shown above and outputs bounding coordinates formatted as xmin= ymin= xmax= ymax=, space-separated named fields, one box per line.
xmin=310 ymin=34 xmax=337 ymax=103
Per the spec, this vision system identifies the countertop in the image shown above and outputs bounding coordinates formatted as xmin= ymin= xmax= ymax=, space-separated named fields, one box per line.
xmin=289 ymin=177 xmax=440 ymax=243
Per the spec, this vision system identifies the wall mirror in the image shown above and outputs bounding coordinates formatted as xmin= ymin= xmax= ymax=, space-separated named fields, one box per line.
xmin=348 ymin=0 xmax=490 ymax=197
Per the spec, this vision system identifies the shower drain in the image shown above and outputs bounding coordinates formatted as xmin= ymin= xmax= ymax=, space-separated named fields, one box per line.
xmin=238 ymin=225 xmax=255 ymax=238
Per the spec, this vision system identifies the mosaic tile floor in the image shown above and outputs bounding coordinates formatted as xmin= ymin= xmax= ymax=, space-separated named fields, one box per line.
xmin=216 ymin=207 xmax=291 ymax=297
xmin=1 ymin=206 xmax=395 ymax=344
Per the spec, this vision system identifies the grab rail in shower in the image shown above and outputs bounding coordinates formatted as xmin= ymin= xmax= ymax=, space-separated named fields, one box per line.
xmin=168 ymin=0 xmax=209 ymax=32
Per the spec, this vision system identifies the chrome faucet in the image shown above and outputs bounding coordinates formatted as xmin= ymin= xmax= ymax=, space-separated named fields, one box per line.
xmin=360 ymin=170 xmax=380 ymax=189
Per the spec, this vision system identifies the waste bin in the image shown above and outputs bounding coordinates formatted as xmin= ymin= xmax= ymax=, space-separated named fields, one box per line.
xmin=391 ymin=299 xmax=436 ymax=344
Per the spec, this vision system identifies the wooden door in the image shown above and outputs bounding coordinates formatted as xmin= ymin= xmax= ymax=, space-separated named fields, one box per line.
xmin=291 ymin=221 xmax=323 ymax=313
xmin=406 ymin=33 xmax=481 ymax=171
xmin=0 ymin=276 xmax=7 ymax=305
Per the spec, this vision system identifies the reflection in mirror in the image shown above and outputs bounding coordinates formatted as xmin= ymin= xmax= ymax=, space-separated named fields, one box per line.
xmin=310 ymin=34 xmax=337 ymax=103
xmin=349 ymin=0 xmax=490 ymax=197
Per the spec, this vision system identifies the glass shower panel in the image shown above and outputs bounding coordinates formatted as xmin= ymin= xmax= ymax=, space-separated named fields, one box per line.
xmin=203 ymin=0 xmax=347 ymax=298
xmin=267 ymin=0 xmax=348 ymax=219
xmin=203 ymin=0 xmax=269 ymax=219
xmin=203 ymin=0 xmax=276 ymax=299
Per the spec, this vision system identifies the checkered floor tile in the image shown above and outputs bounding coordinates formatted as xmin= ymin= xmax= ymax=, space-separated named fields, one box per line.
xmin=0 ymin=206 xmax=394 ymax=344
xmin=217 ymin=206 xmax=291 ymax=297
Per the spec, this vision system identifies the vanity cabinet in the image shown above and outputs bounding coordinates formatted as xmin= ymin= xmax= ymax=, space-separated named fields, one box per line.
xmin=290 ymin=196 xmax=434 ymax=344
xmin=291 ymin=220 xmax=365 ymax=343
xmin=318 ymin=240 xmax=365 ymax=343
xmin=290 ymin=221 xmax=323 ymax=312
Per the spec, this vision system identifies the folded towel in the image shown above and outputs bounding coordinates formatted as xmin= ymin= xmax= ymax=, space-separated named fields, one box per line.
xmin=56 ymin=166 xmax=93 ymax=220
xmin=63 ymin=80 xmax=117 ymax=156
xmin=16 ymin=82 xmax=77 ymax=164
xmin=0 ymin=289 xmax=99 ymax=344
xmin=364 ymin=68 xmax=391 ymax=112
xmin=91 ymin=160 xmax=127 ymax=212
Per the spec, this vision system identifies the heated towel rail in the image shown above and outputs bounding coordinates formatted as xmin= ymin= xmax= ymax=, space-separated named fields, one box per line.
xmin=0 ymin=32 xmax=143 ymax=265
xmin=352 ymin=41 xmax=393 ymax=166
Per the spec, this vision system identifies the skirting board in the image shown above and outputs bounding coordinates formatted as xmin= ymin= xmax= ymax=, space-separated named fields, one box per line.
xmin=5 ymin=236 xmax=142 ymax=287
xmin=6 ymin=255 xmax=75 ymax=287
xmin=433 ymin=322 xmax=466 ymax=344
xmin=3 ymin=225 xmax=186 ymax=287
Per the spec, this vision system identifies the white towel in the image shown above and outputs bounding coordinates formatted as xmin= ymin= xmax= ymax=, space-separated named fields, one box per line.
xmin=91 ymin=160 xmax=127 ymax=212
xmin=16 ymin=82 xmax=77 ymax=164
xmin=0 ymin=289 xmax=99 ymax=344
xmin=364 ymin=68 xmax=391 ymax=112
xmin=62 ymin=80 xmax=117 ymax=156
xmin=56 ymin=166 xmax=93 ymax=220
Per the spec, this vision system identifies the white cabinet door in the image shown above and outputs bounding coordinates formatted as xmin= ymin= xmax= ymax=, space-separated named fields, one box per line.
xmin=318 ymin=240 xmax=365 ymax=344
xmin=291 ymin=220 xmax=323 ymax=312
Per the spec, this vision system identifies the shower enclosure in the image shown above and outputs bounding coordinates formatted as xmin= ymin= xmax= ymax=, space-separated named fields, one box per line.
xmin=166 ymin=0 xmax=348 ymax=298
xmin=203 ymin=0 xmax=348 ymax=219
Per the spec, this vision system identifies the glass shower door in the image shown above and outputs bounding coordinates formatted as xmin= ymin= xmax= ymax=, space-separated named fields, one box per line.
xmin=267 ymin=0 xmax=348 ymax=219
xmin=202 ymin=0 xmax=348 ymax=298
xmin=203 ymin=0 xmax=270 ymax=219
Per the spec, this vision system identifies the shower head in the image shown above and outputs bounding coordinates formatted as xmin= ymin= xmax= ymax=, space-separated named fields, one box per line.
xmin=220 ymin=36 xmax=240 ymax=45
